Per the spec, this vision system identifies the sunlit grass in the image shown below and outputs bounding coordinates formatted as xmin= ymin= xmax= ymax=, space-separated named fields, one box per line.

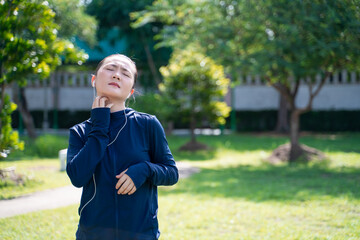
xmin=0 ymin=159 xmax=70 ymax=199
xmin=0 ymin=205 xmax=78 ymax=240
xmin=0 ymin=133 xmax=359 ymax=239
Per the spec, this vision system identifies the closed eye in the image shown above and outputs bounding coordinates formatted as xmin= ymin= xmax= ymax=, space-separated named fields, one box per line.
xmin=121 ymin=69 xmax=131 ymax=78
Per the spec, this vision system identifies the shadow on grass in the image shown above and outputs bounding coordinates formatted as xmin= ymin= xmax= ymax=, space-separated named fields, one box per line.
xmin=168 ymin=134 xmax=287 ymax=161
xmin=163 ymin=163 xmax=360 ymax=202
xmin=168 ymin=133 xmax=360 ymax=160
xmin=300 ymin=134 xmax=360 ymax=153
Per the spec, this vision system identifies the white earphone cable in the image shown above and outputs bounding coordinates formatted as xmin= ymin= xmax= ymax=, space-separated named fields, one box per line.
xmin=107 ymin=109 xmax=127 ymax=147
xmin=79 ymin=108 xmax=127 ymax=217
xmin=79 ymin=174 xmax=96 ymax=217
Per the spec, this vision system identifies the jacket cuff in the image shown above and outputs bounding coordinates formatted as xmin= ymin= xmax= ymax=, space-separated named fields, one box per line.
xmin=126 ymin=162 xmax=151 ymax=190
xmin=90 ymin=108 xmax=110 ymax=129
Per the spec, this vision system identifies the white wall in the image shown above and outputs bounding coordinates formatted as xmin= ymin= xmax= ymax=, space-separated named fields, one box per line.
xmin=233 ymin=83 xmax=360 ymax=110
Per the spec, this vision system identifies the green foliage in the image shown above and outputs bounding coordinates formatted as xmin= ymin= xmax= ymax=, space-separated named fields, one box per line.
xmin=0 ymin=95 xmax=24 ymax=159
xmin=135 ymin=0 xmax=360 ymax=82
xmin=86 ymin=0 xmax=170 ymax=68
xmin=0 ymin=0 xmax=89 ymax=86
xmin=32 ymin=134 xmax=68 ymax=158
xmin=0 ymin=0 xmax=91 ymax=158
xmin=47 ymin=0 xmax=97 ymax=47
xmin=133 ymin=0 xmax=360 ymax=155
xmin=8 ymin=134 xmax=68 ymax=159
xmin=127 ymin=92 xmax=160 ymax=115
xmin=127 ymin=92 xmax=170 ymax=125
xmin=159 ymin=46 xmax=231 ymax=127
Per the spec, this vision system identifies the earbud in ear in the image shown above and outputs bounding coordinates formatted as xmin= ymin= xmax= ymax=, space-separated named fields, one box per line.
xmin=127 ymin=89 xmax=134 ymax=99
xmin=91 ymin=75 xmax=96 ymax=88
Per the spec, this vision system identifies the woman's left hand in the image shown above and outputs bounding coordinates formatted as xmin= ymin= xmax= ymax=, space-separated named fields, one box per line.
xmin=115 ymin=169 xmax=137 ymax=195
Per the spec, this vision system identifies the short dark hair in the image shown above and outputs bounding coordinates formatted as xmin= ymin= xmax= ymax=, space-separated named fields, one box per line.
xmin=94 ymin=54 xmax=137 ymax=89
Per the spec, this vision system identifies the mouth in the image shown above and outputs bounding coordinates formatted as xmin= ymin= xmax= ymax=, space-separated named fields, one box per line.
xmin=108 ymin=82 xmax=120 ymax=88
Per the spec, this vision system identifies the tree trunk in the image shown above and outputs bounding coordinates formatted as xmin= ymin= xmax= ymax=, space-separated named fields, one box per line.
xmin=12 ymin=84 xmax=37 ymax=139
xmin=289 ymin=110 xmax=302 ymax=162
xmin=275 ymin=93 xmax=289 ymax=133
xmin=165 ymin=120 xmax=174 ymax=136
xmin=0 ymin=60 xmax=4 ymax=131
xmin=143 ymin=43 xmax=161 ymax=87
xmin=0 ymin=82 xmax=5 ymax=131
xmin=138 ymin=31 xmax=161 ymax=88
xmin=190 ymin=112 xmax=196 ymax=144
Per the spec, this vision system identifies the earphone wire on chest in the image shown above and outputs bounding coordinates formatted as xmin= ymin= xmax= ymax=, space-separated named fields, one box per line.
xmin=79 ymin=109 xmax=127 ymax=217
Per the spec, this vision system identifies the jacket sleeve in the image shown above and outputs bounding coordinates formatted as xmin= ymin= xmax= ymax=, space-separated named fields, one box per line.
xmin=66 ymin=108 xmax=110 ymax=187
xmin=126 ymin=116 xmax=179 ymax=189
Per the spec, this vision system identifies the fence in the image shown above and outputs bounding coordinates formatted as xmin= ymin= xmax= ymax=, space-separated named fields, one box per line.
xmin=5 ymin=70 xmax=360 ymax=111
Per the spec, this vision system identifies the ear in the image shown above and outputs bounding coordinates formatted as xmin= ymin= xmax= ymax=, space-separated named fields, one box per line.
xmin=127 ymin=89 xmax=135 ymax=99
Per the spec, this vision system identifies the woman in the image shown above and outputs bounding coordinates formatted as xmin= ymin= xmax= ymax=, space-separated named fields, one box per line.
xmin=66 ymin=54 xmax=179 ymax=240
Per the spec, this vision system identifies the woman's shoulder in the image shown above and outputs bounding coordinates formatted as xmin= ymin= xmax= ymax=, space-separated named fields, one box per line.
xmin=129 ymin=108 xmax=157 ymax=121
xmin=129 ymin=108 xmax=163 ymax=131
xmin=69 ymin=119 xmax=91 ymax=138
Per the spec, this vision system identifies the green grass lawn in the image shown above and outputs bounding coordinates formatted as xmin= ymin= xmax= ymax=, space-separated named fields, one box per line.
xmin=0 ymin=133 xmax=359 ymax=239
xmin=0 ymin=159 xmax=71 ymax=199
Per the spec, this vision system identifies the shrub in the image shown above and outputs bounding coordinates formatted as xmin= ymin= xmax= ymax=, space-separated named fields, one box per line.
xmin=33 ymin=135 xmax=68 ymax=158
xmin=7 ymin=134 xmax=68 ymax=159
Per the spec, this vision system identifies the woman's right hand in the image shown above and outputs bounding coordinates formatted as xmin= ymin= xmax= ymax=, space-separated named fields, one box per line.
xmin=92 ymin=96 xmax=114 ymax=109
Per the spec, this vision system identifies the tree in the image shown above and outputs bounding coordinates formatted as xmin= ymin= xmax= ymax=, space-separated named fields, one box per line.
xmin=133 ymin=0 xmax=360 ymax=161
xmin=48 ymin=0 xmax=97 ymax=47
xmin=9 ymin=0 xmax=97 ymax=139
xmin=0 ymin=95 xmax=24 ymax=158
xmin=159 ymin=46 xmax=230 ymax=150
xmin=86 ymin=0 xmax=171 ymax=89
xmin=0 ymin=0 xmax=88 ymax=155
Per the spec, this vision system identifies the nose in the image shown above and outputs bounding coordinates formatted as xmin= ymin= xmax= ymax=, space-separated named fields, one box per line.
xmin=112 ymin=72 xmax=121 ymax=80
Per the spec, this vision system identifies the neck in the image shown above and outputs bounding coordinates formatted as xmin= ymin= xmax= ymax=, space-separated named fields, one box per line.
xmin=109 ymin=102 xmax=126 ymax=113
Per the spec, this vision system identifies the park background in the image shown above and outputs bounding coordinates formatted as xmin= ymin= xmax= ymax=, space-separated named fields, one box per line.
xmin=1 ymin=0 xmax=360 ymax=239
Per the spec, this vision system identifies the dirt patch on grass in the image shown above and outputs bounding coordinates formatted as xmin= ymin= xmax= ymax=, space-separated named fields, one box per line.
xmin=28 ymin=166 xmax=58 ymax=171
xmin=0 ymin=167 xmax=27 ymax=185
xmin=266 ymin=143 xmax=326 ymax=163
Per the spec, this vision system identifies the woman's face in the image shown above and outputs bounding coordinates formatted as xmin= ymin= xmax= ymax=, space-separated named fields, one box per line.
xmin=94 ymin=55 xmax=135 ymax=101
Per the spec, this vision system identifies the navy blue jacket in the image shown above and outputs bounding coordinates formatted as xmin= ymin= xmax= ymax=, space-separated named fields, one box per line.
xmin=66 ymin=108 xmax=179 ymax=240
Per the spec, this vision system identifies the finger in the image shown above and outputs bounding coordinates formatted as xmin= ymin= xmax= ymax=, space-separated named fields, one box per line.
xmin=116 ymin=169 xmax=128 ymax=179
xmin=118 ymin=179 xmax=131 ymax=194
xmin=99 ymin=97 xmax=108 ymax=107
xmin=95 ymin=96 xmax=102 ymax=108
xmin=121 ymin=181 xmax=135 ymax=195
xmin=118 ymin=178 xmax=130 ymax=194
xmin=96 ymin=96 xmax=102 ymax=107
xmin=128 ymin=186 xmax=137 ymax=195
xmin=115 ymin=176 xmax=127 ymax=189
xmin=92 ymin=96 xmax=100 ymax=108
